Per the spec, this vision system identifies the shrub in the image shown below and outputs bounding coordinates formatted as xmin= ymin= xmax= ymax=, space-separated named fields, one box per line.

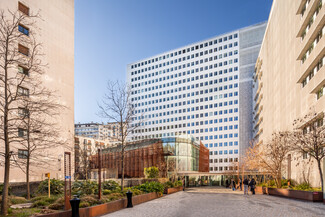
xmin=102 ymin=180 xmax=119 ymax=191
xmin=293 ymin=182 xmax=312 ymax=191
xmin=134 ymin=181 xmax=164 ymax=194
xmin=163 ymin=181 xmax=174 ymax=189
xmin=80 ymin=195 xmax=98 ymax=206
xmin=10 ymin=196 xmax=27 ymax=204
xmin=72 ymin=180 xmax=98 ymax=196
xmin=47 ymin=197 xmax=65 ymax=210
xmin=0 ymin=183 xmax=11 ymax=195
xmin=174 ymin=180 xmax=183 ymax=187
xmin=79 ymin=201 xmax=90 ymax=208
xmin=103 ymin=189 xmax=112 ymax=195
xmin=37 ymin=179 xmax=64 ymax=195
xmin=32 ymin=200 xmax=47 ymax=208
xmin=144 ymin=166 xmax=159 ymax=179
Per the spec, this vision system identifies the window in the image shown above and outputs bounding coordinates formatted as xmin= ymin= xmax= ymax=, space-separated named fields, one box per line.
xmin=18 ymin=149 xmax=28 ymax=159
xmin=18 ymin=44 xmax=29 ymax=56
xmin=18 ymin=128 xmax=27 ymax=137
xmin=18 ymin=65 xmax=29 ymax=75
xmin=18 ymin=86 xmax=29 ymax=96
xmin=18 ymin=107 xmax=29 ymax=118
xmin=18 ymin=24 xmax=29 ymax=36
xmin=18 ymin=2 xmax=29 ymax=16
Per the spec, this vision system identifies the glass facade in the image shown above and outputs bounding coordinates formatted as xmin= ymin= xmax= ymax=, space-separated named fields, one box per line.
xmin=162 ymin=136 xmax=200 ymax=172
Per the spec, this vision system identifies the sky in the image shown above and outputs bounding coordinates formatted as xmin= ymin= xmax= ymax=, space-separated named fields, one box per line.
xmin=74 ymin=0 xmax=273 ymax=124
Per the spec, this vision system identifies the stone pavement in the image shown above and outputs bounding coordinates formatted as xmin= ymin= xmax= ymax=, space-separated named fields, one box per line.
xmin=104 ymin=187 xmax=325 ymax=217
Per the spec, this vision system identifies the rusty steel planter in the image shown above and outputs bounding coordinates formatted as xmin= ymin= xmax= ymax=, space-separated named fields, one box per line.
xmin=39 ymin=192 xmax=159 ymax=217
xmin=164 ymin=186 xmax=183 ymax=194
xmin=256 ymin=187 xmax=323 ymax=202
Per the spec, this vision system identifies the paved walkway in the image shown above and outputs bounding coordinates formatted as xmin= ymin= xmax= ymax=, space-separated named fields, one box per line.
xmin=104 ymin=187 xmax=325 ymax=217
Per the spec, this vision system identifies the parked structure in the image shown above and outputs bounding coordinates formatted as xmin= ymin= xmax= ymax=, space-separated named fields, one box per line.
xmin=90 ymin=135 xmax=209 ymax=179
xmin=127 ymin=23 xmax=266 ymax=173
xmin=0 ymin=0 xmax=74 ymax=182
xmin=254 ymin=0 xmax=325 ymax=187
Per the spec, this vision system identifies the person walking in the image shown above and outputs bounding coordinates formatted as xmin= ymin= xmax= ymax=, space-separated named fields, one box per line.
xmin=232 ymin=179 xmax=236 ymax=191
xmin=249 ymin=178 xmax=256 ymax=195
xmin=243 ymin=178 xmax=249 ymax=195
xmin=226 ymin=179 xmax=229 ymax=188
xmin=182 ymin=177 xmax=185 ymax=191
xmin=239 ymin=179 xmax=242 ymax=191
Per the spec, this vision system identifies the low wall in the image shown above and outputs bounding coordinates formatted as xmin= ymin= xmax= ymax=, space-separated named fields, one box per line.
xmin=3 ymin=182 xmax=41 ymax=196
xmin=39 ymin=192 xmax=159 ymax=217
xmin=255 ymin=186 xmax=323 ymax=202
xmin=164 ymin=186 xmax=183 ymax=194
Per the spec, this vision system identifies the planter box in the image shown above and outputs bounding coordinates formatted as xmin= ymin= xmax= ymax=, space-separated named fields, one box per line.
xmin=256 ymin=187 xmax=323 ymax=202
xmin=255 ymin=186 xmax=268 ymax=194
xmin=164 ymin=186 xmax=183 ymax=194
xmin=39 ymin=192 xmax=159 ymax=217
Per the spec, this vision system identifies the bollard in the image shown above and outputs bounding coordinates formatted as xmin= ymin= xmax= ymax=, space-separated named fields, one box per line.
xmin=70 ymin=195 xmax=80 ymax=217
xmin=126 ymin=189 xmax=133 ymax=208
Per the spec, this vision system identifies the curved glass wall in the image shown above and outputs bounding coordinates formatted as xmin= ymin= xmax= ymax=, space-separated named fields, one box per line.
xmin=162 ymin=135 xmax=200 ymax=172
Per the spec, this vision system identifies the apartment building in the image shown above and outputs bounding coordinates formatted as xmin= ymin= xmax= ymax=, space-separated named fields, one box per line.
xmin=254 ymin=0 xmax=325 ymax=186
xmin=0 ymin=0 xmax=74 ymax=182
xmin=75 ymin=122 xmax=121 ymax=141
xmin=127 ymin=23 xmax=266 ymax=173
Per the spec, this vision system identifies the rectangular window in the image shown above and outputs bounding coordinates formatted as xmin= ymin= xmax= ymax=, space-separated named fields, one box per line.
xmin=18 ymin=107 xmax=29 ymax=118
xmin=18 ymin=128 xmax=27 ymax=137
xmin=18 ymin=24 xmax=29 ymax=36
xmin=18 ymin=86 xmax=29 ymax=96
xmin=18 ymin=2 xmax=29 ymax=16
xmin=18 ymin=65 xmax=29 ymax=75
xmin=18 ymin=149 xmax=28 ymax=159
xmin=18 ymin=44 xmax=29 ymax=56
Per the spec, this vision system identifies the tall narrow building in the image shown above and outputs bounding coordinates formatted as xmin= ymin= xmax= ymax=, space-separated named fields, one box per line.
xmin=254 ymin=0 xmax=325 ymax=186
xmin=0 ymin=0 xmax=74 ymax=182
xmin=127 ymin=23 xmax=266 ymax=173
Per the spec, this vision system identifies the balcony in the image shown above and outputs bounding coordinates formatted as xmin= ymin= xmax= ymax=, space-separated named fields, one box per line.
xmin=309 ymin=64 xmax=325 ymax=93
xmin=298 ymin=33 xmax=325 ymax=82
xmin=297 ymin=10 xmax=325 ymax=60
xmin=297 ymin=0 xmax=323 ymax=38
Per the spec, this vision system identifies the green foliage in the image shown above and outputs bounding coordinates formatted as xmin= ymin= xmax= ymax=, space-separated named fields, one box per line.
xmin=174 ymin=180 xmax=183 ymax=187
xmin=144 ymin=166 xmax=159 ymax=178
xmin=37 ymin=179 xmax=64 ymax=195
xmin=10 ymin=196 xmax=27 ymax=205
xmin=32 ymin=195 xmax=62 ymax=208
xmin=79 ymin=195 xmax=98 ymax=206
xmin=163 ymin=181 xmax=174 ymax=189
xmin=134 ymin=181 xmax=164 ymax=194
xmin=103 ymin=189 xmax=112 ymax=195
xmin=267 ymin=180 xmax=276 ymax=187
xmin=79 ymin=201 xmax=90 ymax=208
xmin=47 ymin=197 xmax=65 ymax=210
xmin=102 ymin=180 xmax=119 ymax=191
xmin=72 ymin=180 xmax=98 ymax=196
xmin=0 ymin=183 xmax=11 ymax=195
xmin=291 ymin=182 xmax=319 ymax=191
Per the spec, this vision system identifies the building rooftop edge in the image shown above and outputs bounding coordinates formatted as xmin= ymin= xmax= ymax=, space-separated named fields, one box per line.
xmin=127 ymin=21 xmax=268 ymax=67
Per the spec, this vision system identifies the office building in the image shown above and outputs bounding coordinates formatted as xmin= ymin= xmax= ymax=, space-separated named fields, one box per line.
xmin=254 ymin=0 xmax=325 ymax=187
xmin=75 ymin=122 xmax=121 ymax=141
xmin=127 ymin=23 xmax=266 ymax=173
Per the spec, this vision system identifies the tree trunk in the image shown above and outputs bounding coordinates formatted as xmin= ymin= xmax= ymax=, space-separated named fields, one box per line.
xmin=317 ymin=159 xmax=324 ymax=192
xmin=121 ymin=145 xmax=124 ymax=191
xmin=26 ymin=153 xmax=30 ymax=200
xmin=1 ymin=46 xmax=10 ymax=215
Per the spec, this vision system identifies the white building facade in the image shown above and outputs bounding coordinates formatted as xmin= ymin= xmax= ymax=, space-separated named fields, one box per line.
xmin=127 ymin=23 xmax=266 ymax=173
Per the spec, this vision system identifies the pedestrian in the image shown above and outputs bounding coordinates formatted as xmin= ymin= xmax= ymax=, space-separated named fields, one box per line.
xmin=249 ymin=178 xmax=256 ymax=195
xmin=226 ymin=179 xmax=229 ymax=188
xmin=182 ymin=177 xmax=185 ymax=191
xmin=243 ymin=178 xmax=249 ymax=195
xmin=232 ymin=179 xmax=236 ymax=191
xmin=239 ymin=179 xmax=242 ymax=191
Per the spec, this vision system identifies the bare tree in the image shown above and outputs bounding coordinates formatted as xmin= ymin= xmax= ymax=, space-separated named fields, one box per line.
xmin=98 ymin=81 xmax=143 ymax=190
xmin=245 ymin=132 xmax=293 ymax=188
xmin=0 ymin=9 xmax=45 ymax=214
xmin=14 ymin=90 xmax=66 ymax=200
xmin=75 ymin=138 xmax=99 ymax=180
xmin=293 ymin=112 xmax=325 ymax=192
